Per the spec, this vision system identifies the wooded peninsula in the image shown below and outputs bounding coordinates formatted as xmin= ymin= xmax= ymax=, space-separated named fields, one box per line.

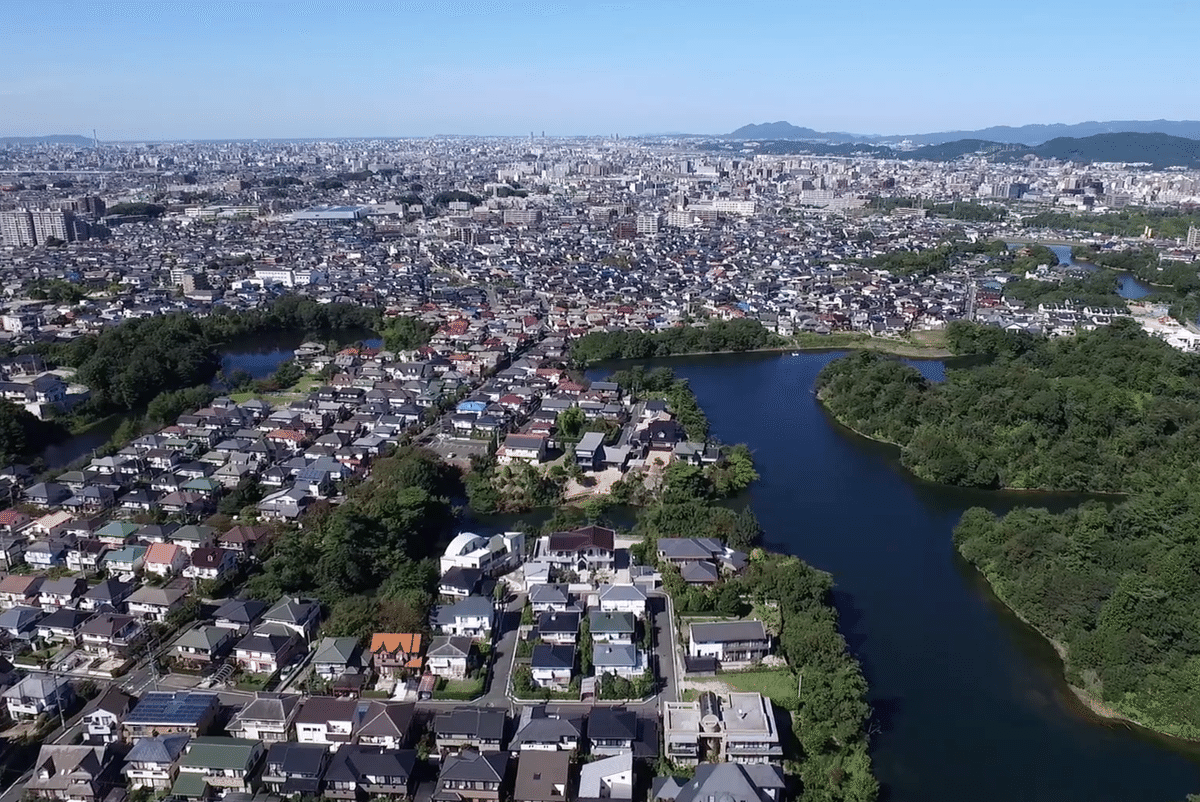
xmin=817 ymin=321 xmax=1200 ymax=738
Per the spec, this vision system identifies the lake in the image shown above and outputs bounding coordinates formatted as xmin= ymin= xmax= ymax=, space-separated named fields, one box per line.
xmin=1047 ymin=243 xmax=1152 ymax=299
xmin=590 ymin=352 xmax=1200 ymax=802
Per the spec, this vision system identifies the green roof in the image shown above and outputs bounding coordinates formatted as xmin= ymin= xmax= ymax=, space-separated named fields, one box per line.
xmin=170 ymin=773 xmax=210 ymax=798
xmin=179 ymin=737 xmax=260 ymax=770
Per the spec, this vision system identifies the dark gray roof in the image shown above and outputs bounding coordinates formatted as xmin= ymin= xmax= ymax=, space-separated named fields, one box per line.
xmin=688 ymin=620 xmax=767 ymax=643
xmin=434 ymin=707 xmax=507 ymax=741
xmin=125 ymin=734 xmax=191 ymax=764
xmin=587 ymin=707 xmax=636 ymax=741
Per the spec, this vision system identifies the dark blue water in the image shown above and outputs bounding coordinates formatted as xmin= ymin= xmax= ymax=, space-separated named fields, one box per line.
xmin=1048 ymin=244 xmax=1152 ymax=299
xmin=592 ymin=352 xmax=1200 ymax=802
xmin=219 ymin=331 xmax=383 ymax=379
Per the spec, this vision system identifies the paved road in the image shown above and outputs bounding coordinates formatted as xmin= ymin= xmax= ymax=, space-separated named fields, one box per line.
xmin=481 ymin=592 xmax=525 ymax=708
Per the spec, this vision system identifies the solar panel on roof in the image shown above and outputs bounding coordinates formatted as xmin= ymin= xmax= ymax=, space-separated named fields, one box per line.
xmin=126 ymin=691 xmax=216 ymax=724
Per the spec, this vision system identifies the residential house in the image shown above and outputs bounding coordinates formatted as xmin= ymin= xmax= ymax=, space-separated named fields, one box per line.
xmin=79 ymin=612 xmax=143 ymax=657
xmin=578 ymin=753 xmax=633 ymax=802
xmin=663 ymin=692 xmax=782 ymax=767
xmin=3 ymin=674 xmax=74 ymax=720
xmin=260 ymin=742 xmax=329 ymax=797
xmin=592 ymin=645 xmax=645 ymax=681
xmin=294 ymin=696 xmax=364 ymax=751
xmin=182 ymin=547 xmax=238 ymax=582
xmin=513 ymin=750 xmax=572 ymax=802
xmin=144 ymin=543 xmax=189 ymax=577
xmin=587 ymin=708 xmax=637 ymax=757
xmin=25 ymin=538 xmax=71 ymax=570
xmin=79 ymin=579 xmax=134 ymax=614
xmin=122 ymin=691 xmax=220 ymax=741
xmin=171 ymin=525 xmax=216 ymax=554
xmin=25 ymin=744 xmax=115 ymax=802
xmin=597 ymin=584 xmax=647 ymax=619
xmin=123 ymin=734 xmax=191 ymax=790
xmin=433 ymin=708 xmax=507 ymax=754
xmin=651 ymin=763 xmax=786 ymax=802
xmin=687 ymin=621 xmax=770 ymax=666
xmin=431 ymin=750 xmax=509 ymax=802
xmin=80 ymin=687 xmax=135 ymax=745
xmin=100 ymin=545 xmax=147 ymax=575
xmin=125 ymin=586 xmax=188 ymax=623
xmin=312 ymin=637 xmax=367 ymax=682
xmin=439 ymin=566 xmax=483 ymax=599
xmin=530 ymin=645 xmax=575 ymax=691
xmin=212 ymin=598 xmax=267 ymax=634
xmin=528 ymin=585 xmax=573 ymax=615
xmin=426 ymin=635 xmax=472 ymax=680
xmin=536 ymin=612 xmax=580 ymax=646
xmin=369 ymin=633 xmax=423 ymax=679
xmin=0 ymin=574 xmax=43 ymax=609
xmin=0 ymin=604 xmax=44 ymax=640
xmin=171 ymin=626 xmax=236 ymax=670
xmin=355 ymin=702 xmax=416 ymax=750
xmin=543 ymin=526 xmax=615 ymax=579
xmin=38 ymin=577 xmax=88 ymax=611
xmin=65 ymin=540 xmax=109 ymax=574
xmin=226 ymin=692 xmax=302 ymax=743
xmin=261 ymin=596 xmax=321 ymax=641
xmin=439 ymin=531 xmax=523 ymax=576
xmin=510 ymin=706 xmax=582 ymax=752
xmin=37 ymin=608 xmax=91 ymax=644
xmin=234 ymin=629 xmax=304 ymax=675
xmin=324 ymin=744 xmax=417 ymax=801
xmin=171 ymin=737 xmax=266 ymax=799
xmin=430 ymin=596 xmax=495 ymax=641
xmin=217 ymin=525 xmax=273 ymax=557
xmin=0 ymin=533 xmax=28 ymax=570
xmin=588 ymin=612 xmax=636 ymax=645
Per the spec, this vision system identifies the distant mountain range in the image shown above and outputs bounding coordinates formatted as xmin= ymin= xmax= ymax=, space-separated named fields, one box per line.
xmin=0 ymin=134 xmax=95 ymax=146
xmin=722 ymin=119 xmax=1200 ymax=146
xmin=702 ymin=131 xmax=1200 ymax=170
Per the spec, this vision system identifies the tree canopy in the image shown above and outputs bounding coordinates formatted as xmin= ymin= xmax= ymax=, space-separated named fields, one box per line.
xmin=569 ymin=318 xmax=778 ymax=367
xmin=818 ymin=320 xmax=1200 ymax=492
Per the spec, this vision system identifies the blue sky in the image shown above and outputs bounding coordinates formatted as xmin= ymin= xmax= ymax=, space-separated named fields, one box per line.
xmin=3 ymin=0 xmax=1195 ymax=140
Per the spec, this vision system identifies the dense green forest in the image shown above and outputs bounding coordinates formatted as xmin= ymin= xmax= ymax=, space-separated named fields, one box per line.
xmin=32 ymin=297 xmax=426 ymax=416
xmin=568 ymin=318 xmax=779 ymax=366
xmin=1025 ymin=208 xmax=1200 ymax=240
xmin=1000 ymin=268 xmax=1126 ymax=308
xmin=820 ymin=320 xmax=1200 ymax=737
xmin=246 ymin=446 xmax=459 ymax=640
xmin=0 ymin=401 xmax=68 ymax=465
xmin=865 ymin=239 xmax=1009 ymax=276
xmin=817 ymin=320 xmax=1200 ymax=492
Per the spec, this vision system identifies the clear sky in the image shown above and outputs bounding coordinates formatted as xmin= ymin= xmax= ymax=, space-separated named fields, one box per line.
xmin=3 ymin=0 xmax=1196 ymax=140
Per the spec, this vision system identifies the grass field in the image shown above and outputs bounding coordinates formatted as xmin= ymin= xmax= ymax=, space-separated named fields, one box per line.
xmin=720 ymin=669 xmax=799 ymax=708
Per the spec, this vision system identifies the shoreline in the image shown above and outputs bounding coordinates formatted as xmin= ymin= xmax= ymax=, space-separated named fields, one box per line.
xmin=969 ymin=560 xmax=1200 ymax=743
xmin=586 ymin=336 xmax=953 ymax=366
xmin=816 ymin=395 xmax=1128 ymax=497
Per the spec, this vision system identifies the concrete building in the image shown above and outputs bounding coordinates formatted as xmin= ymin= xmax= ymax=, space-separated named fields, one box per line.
xmin=663 ymin=691 xmax=782 ymax=766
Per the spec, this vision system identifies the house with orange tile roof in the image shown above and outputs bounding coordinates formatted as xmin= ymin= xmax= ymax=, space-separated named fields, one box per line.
xmin=0 ymin=510 xmax=31 ymax=533
xmin=144 ymin=543 xmax=189 ymax=576
xmin=369 ymin=633 xmax=424 ymax=679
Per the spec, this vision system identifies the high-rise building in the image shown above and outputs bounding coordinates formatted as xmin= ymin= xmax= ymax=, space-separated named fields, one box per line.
xmin=0 ymin=210 xmax=36 ymax=246
xmin=0 ymin=208 xmax=80 ymax=246
xmin=30 ymin=210 xmax=75 ymax=243
xmin=1188 ymin=226 xmax=1200 ymax=249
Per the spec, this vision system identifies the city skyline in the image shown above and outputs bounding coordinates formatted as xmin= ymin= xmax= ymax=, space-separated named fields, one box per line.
xmin=4 ymin=0 xmax=1196 ymax=141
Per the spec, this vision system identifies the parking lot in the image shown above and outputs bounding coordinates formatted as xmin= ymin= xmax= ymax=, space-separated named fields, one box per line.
xmin=422 ymin=433 xmax=493 ymax=467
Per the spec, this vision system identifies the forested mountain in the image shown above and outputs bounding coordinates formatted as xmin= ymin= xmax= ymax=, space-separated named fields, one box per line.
xmin=708 ymin=131 xmax=1200 ymax=168
xmin=0 ymin=134 xmax=95 ymax=146
xmin=721 ymin=119 xmax=1200 ymax=145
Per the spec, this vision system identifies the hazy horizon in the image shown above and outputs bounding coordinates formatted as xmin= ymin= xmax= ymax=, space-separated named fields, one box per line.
xmin=4 ymin=0 xmax=1195 ymax=141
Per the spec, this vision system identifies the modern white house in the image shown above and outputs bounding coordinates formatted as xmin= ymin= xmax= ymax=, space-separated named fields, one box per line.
xmin=687 ymin=621 xmax=771 ymax=666
xmin=439 ymin=531 xmax=524 ymax=576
